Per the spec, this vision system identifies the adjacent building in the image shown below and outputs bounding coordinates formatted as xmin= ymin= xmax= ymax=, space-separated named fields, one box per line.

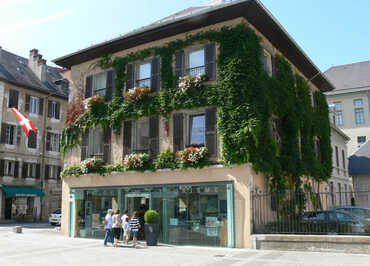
xmin=325 ymin=60 xmax=370 ymax=155
xmin=54 ymin=0 xmax=334 ymax=248
xmin=0 ymin=47 xmax=69 ymax=221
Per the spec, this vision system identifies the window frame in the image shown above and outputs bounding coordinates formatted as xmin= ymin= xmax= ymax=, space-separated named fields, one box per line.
xmin=88 ymin=128 xmax=104 ymax=157
xmin=353 ymin=99 xmax=363 ymax=107
xmin=92 ymin=72 xmax=107 ymax=97
xmin=357 ymin=136 xmax=366 ymax=144
xmin=27 ymin=163 xmax=36 ymax=178
xmin=186 ymin=46 xmax=206 ymax=76
xmin=27 ymin=130 xmax=37 ymax=149
xmin=188 ymin=114 xmax=206 ymax=147
xmin=335 ymin=110 xmax=343 ymax=126
xmin=5 ymin=124 xmax=15 ymax=145
xmin=134 ymin=117 xmax=150 ymax=153
xmin=4 ymin=160 xmax=15 ymax=176
xmin=136 ymin=62 xmax=152 ymax=87
xmin=262 ymin=49 xmax=272 ymax=76
xmin=8 ymin=89 xmax=19 ymax=108
xmin=49 ymin=132 xmax=60 ymax=152
xmin=355 ymin=108 xmax=365 ymax=125
xmin=29 ymin=96 xmax=39 ymax=115
xmin=334 ymin=101 xmax=342 ymax=110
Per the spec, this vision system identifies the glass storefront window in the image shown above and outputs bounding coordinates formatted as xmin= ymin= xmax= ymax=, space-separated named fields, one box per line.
xmin=71 ymin=182 xmax=234 ymax=248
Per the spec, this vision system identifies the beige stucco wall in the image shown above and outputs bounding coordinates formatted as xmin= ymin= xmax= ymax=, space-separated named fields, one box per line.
xmin=61 ymin=164 xmax=266 ymax=248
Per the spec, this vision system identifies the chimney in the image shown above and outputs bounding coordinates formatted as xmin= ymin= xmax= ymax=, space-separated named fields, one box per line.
xmin=28 ymin=48 xmax=47 ymax=82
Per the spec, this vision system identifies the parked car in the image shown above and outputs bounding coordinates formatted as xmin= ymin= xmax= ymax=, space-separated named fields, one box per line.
xmin=302 ymin=210 xmax=366 ymax=233
xmin=332 ymin=206 xmax=370 ymax=221
xmin=49 ymin=209 xmax=61 ymax=226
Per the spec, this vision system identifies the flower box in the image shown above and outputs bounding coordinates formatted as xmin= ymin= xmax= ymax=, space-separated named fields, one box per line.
xmin=81 ymin=157 xmax=104 ymax=174
xmin=125 ymin=86 xmax=151 ymax=101
xmin=123 ymin=153 xmax=151 ymax=171
xmin=84 ymin=95 xmax=105 ymax=109
xmin=176 ymin=146 xmax=208 ymax=168
xmin=178 ymin=74 xmax=206 ymax=93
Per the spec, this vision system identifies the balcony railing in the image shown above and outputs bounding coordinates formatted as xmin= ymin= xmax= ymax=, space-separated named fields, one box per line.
xmin=135 ymin=78 xmax=151 ymax=87
xmin=185 ymin=66 xmax=205 ymax=76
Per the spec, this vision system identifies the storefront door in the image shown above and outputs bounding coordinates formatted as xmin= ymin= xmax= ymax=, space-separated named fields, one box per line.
xmin=125 ymin=193 xmax=150 ymax=239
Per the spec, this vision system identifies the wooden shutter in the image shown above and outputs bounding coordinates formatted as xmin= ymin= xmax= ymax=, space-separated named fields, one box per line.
xmin=173 ymin=113 xmax=184 ymax=152
xmin=47 ymin=100 xmax=52 ymax=118
xmin=14 ymin=161 xmax=19 ymax=178
xmin=123 ymin=120 xmax=132 ymax=157
xmin=25 ymin=94 xmax=30 ymax=112
xmin=28 ymin=131 xmax=37 ymax=148
xmin=57 ymin=166 xmax=62 ymax=180
xmin=36 ymin=164 xmax=40 ymax=179
xmin=205 ymin=107 xmax=217 ymax=158
xmin=85 ymin=75 xmax=93 ymax=99
xmin=175 ymin=51 xmax=185 ymax=86
xmin=81 ymin=129 xmax=89 ymax=161
xmin=46 ymin=132 xmax=51 ymax=151
xmin=149 ymin=117 xmax=159 ymax=159
xmin=126 ymin=64 xmax=135 ymax=91
xmin=151 ymin=57 xmax=161 ymax=92
xmin=1 ymin=123 xmax=7 ymax=143
xmin=55 ymin=102 xmax=60 ymax=120
xmin=22 ymin=163 xmax=27 ymax=178
xmin=205 ymin=43 xmax=216 ymax=81
xmin=16 ymin=126 xmax=21 ymax=145
xmin=38 ymin=98 xmax=43 ymax=115
xmin=103 ymin=127 xmax=111 ymax=164
xmin=271 ymin=56 xmax=276 ymax=77
xmin=9 ymin=90 xmax=19 ymax=108
xmin=0 ymin=160 xmax=4 ymax=177
xmin=105 ymin=70 xmax=114 ymax=101
xmin=45 ymin=165 xmax=50 ymax=180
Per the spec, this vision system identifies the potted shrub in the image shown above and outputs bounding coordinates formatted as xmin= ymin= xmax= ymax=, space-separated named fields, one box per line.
xmin=144 ymin=210 xmax=160 ymax=246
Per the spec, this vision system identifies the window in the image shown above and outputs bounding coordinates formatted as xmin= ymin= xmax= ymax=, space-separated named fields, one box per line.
xmin=342 ymin=150 xmax=346 ymax=170
xmin=335 ymin=212 xmax=354 ymax=222
xmin=262 ymin=49 xmax=272 ymax=76
xmin=48 ymin=165 xmax=60 ymax=179
xmin=188 ymin=115 xmax=205 ymax=146
xmin=47 ymin=132 xmax=60 ymax=152
xmin=4 ymin=160 xmax=15 ymax=176
xmin=338 ymin=183 xmax=342 ymax=205
xmin=28 ymin=131 xmax=37 ymax=149
xmin=135 ymin=118 xmax=150 ymax=153
xmin=354 ymin=99 xmax=363 ymax=107
xmin=26 ymin=163 xmax=37 ymax=178
xmin=357 ymin=136 xmax=366 ymax=144
xmin=30 ymin=96 xmax=39 ymax=114
xmin=88 ymin=128 xmax=103 ymax=157
xmin=3 ymin=124 xmax=15 ymax=145
xmin=334 ymin=101 xmax=342 ymax=110
xmin=93 ymin=72 xmax=107 ymax=97
xmin=335 ymin=111 xmax=343 ymax=126
xmin=137 ymin=63 xmax=151 ymax=87
xmin=8 ymin=89 xmax=19 ymax=108
xmin=188 ymin=49 xmax=205 ymax=76
xmin=335 ymin=146 xmax=339 ymax=167
xmin=329 ymin=181 xmax=334 ymax=205
xmin=355 ymin=108 xmax=365 ymax=124
xmin=48 ymin=100 xmax=60 ymax=119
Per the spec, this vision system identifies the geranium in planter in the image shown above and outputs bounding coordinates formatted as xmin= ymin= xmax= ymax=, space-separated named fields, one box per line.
xmin=83 ymin=95 xmax=105 ymax=109
xmin=178 ymin=74 xmax=206 ymax=93
xmin=122 ymin=153 xmax=151 ymax=171
xmin=125 ymin=86 xmax=151 ymax=101
xmin=80 ymin=157 xmax=104 ymax=174
xmin=176 ymin=146 xmax=209 ymax=168
xmin=144 ymin=210 xmax=160 ymax=246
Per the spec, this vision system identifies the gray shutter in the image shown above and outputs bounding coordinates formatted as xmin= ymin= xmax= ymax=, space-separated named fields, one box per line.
xmin=25 ymin=94 xmax=30 ymax=112
xmin=103 ymin=127 xmax=111 ymax=164
xmin=22 ymin=163 xmax=27 ymax=178
xmin=9 ymin=90 xmax=19 ymax=108
xmin=45 ymin=165 xmax=50 ymax=180
xmin=16 ymin=126 xmax=21 ymax=145
xmin=55 ymin=102 xmax=60 ymax=120
xmin=126 ymin=64 xmax=134 ymax=91
xmin=36 ymin=164 xmax=40 ymax=179
xmin=81 ymin=129 xmax=89 ymax=161
xmin=173 ymin=113 xmax=184 ymax=152
xmin=85 ymin=75 xmax=93 ymax=98
xmin=123 ymin=120 xmax=132 ymax=157
xmin=0 ymin=160 xmax=4 ymax=177
xmin=46 ymin=132 xmax=51 ymax=151
xmin=14 ymin=161 xmax=19 ymax=178
xmin=151 ymin=57 xmax=161 ymax=92
xmin=105 ymin=70 xmax=114 ymax=101
xmin=271 ymin=56 xmax=276 ymax=77
xmin=47 ymin=100 xmax=52 ymax=118
xmin=57 ymin=166 xmax=62 ymax=180
xmin=149 ymin=117 xmax=159 ymax=159
xmin=205 ymin=107 xmax=217 ymax=158
xmin=38 ymin=98 xmax=43 ymax=115
xmin=205 ymin=43 xmax=216 ymax=81
xmin=1 ymin=123 xmax=7 ymax=143
xmin=175 ymin=51 xmax=185 ymax=86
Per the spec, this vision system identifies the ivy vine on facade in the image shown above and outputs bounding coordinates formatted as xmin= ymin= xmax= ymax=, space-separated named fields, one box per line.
xmin=60 ymin=24 xmax=332 ymax=193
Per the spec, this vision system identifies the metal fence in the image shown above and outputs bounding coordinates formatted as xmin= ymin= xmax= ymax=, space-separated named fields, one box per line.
xmin=252 ymin=190 xmax=370 ymax=235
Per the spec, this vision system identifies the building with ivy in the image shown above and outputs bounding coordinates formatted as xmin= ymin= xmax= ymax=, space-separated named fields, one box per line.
xmin=54 ymin=0 xmax=334 ymax=248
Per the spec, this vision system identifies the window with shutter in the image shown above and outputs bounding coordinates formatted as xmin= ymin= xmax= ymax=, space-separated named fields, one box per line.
xmin=8 ymin=89 xmax=19 ymax=108
xmin=25 ymin=95 xmax=30 ymax=112
xmin=46 ymin=132 xmax=51 ymax=151
xmin=0 ymin=160 xmax=4 ymax=177
xmin=48 ymin=100 xmax=60 ymax=119
xmin=136 ymin=63 xmax=151 ymax=87
xmin=93 ymin=72 xmax=107 ymax=97
xmin=0 ymin=123 xmax=6 ymax=144
xmin=149 ymin=117 xmax=159 ymax=159
xmin=47 ymin=100 xmax=52 ymax=118
xmin=36 ymin=164 xmax=40 ymax=179
xmin=205 ymin=43 xmax=216 ymax=80
xmin=88 ymin=128 xmax=103 ymax=158
xmin=135 ymin=118 xmax=150 ymax=153
xmin=28 ymin=131 xmax=37 ymax=149
xmin=123 ymin=120 xmax=132 ymax=157
xmin=14 ymin=161 xmax=19 ymax=178
xmin=22 ymin=163 xmax=27 ymax=178
xmin=205 ymin=108 xmax=217 ymax=157
xmin=173 ymin=113 xmax=184 ymax=152
xmin=81 ymin=130 xmax=89 ymax=161
xmin=261 ymin=49 xmax=272 ymax=76
xmin=103 ymin=127 xmax=111 ymax=164
xmin=55 ymin=102 xmax=60 ymax=120
xmin=4 ymin=124 xmax=15 ymax=145
xmin=151 ymin=57 xmax=161 ymax=92
xmin=16 ymin=126 xmax=21 ymax=145
xmin=175 ymin=51 xmax=185 ymax=85
xmin=189 ymin=114 xmax=205 ymax=147
xmin=105 ymin=70 xmax=114 ymax=101
xmin=39 ymin=98 xmax=43 ymax=116
xmin=45 ymin=165 xmax=50 ymax=180
xmin=126 ymin=64 xmax=135 ymax=91
xmin=85 ymin=75 xmax=93 ymax=99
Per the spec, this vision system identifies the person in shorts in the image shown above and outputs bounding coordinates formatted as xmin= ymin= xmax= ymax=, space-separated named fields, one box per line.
xmin=129 ymin=211 xmax=140 ymax=245
xmin=123 ymin=216 xmax=131 ymax=244
xmin=112 ymin=209 xmax=122 ymax=247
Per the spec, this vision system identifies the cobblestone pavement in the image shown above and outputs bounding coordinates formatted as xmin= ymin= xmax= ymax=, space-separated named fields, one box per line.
xmin=0 ymin=226 xmax=370 ymax=266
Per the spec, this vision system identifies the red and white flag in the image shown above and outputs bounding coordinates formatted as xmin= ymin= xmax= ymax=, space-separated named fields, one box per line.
xmin=11 ymin=108 xmax=37 ymax=137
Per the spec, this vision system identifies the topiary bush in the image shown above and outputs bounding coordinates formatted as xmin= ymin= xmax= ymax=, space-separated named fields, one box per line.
xmin=144 ymin=210 xmax=160 ymax=223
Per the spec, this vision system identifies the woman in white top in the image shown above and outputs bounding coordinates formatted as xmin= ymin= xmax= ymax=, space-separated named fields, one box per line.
xmin=121 ymin=210 xmax=129 ymax=241
xmin=112 ymin=209 xmax=122 ymax=247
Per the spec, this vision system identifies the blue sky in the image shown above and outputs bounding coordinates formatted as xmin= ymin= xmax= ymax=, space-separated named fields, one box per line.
xmin=1 ymin=0 xmax=370 ymax=71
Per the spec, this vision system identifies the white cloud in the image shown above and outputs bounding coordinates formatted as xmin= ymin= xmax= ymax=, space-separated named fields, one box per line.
xmin=0 ymin=9 xmax=72 ymax=33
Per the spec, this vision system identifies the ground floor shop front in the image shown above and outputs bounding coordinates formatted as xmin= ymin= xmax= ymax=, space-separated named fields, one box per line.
xmin=61 ymin=164 xmax=264 ymax=248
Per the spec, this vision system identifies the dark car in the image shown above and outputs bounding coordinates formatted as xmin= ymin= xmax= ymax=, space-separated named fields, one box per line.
xmin=333 ymin=206 xmax=370 ymax=221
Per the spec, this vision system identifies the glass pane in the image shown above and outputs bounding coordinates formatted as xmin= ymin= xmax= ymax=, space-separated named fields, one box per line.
xmin=189 ymin=115 xmax=205 ymax=145
xmin=354 ymin=99 xmax=363 ymax=107
xmin=139 ymin=63 xmax=151 ymax=80
xmin=334 ymin=101 xmax=342 ymax=110
xmin=136 ymin=119 xmax=149 ymax=152
xmin=189 ymin=49 xmax=205 ymax=69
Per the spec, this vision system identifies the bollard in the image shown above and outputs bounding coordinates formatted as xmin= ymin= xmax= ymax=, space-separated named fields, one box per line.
xmin=13 ymin=226 xmax=22 ymax=233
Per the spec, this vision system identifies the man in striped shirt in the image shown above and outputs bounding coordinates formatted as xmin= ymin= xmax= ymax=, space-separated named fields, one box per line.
xmin=129 ymin=211 xmax=140 ymax=245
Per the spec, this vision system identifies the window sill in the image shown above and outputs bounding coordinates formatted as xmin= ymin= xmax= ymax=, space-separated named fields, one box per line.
xmin=2 ymin=176 xmax=15 ymax=183
xmin=4 ymin=144 xmax=16 ymax=149
xmin=50 ymin=118 xmax=61 ymax=123
xmin=47 ymin=150 xmax=60 ymax=156
xmin=47 ymin=179 xmax=58 ymax=184
xmin=27 ymin=148 xmax=39 ymax=153
xmin=29 ymin=113 xmax=39 ymax=118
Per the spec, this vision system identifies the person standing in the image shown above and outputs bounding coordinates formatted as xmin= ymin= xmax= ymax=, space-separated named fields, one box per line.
xmin=129 ymin=211 xmax=140 ymax=246
xmin=122 ymin=216 xmax=131 ymax=245
xmin=112 ymin=209 xmax=122 ymax=247
xmin=103 ymin=209 xmax=114 ymax=246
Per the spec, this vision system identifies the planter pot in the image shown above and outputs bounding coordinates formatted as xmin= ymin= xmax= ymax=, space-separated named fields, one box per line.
xmin=145 ymin=223 xmax=160 ymax=246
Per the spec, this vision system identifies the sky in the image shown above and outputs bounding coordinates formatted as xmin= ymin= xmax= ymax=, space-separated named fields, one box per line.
xmin=1 ymin=0 xmax=370 ymax=71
